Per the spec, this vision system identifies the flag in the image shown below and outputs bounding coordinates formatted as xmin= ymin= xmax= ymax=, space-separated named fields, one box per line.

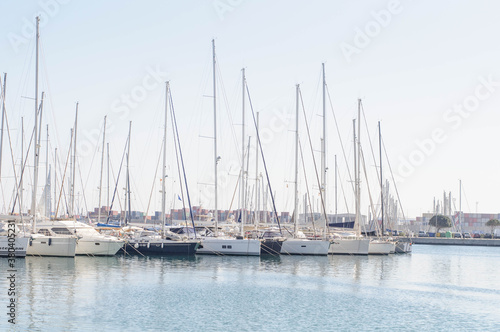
xmin=178 ymin=195 xmax=182 ymax=201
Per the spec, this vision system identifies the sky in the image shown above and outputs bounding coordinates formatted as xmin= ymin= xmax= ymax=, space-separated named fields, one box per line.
xmin=1 ymin=0 xmax=500 ymax=219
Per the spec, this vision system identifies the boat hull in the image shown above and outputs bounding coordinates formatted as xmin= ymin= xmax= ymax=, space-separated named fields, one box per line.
xmin=260 ymin=239 xmax=283 ymax=255
xmin=280 ymin=239 xmax=330 ymax=255
xmin=26 ymin=236 xmax=77 ymax=257
xmin=76 ymin=239 xmax=125 ymax=256
xmin=329 ymin=238 xmax=370 ymax=255
xmin=395 ymin=241 xmax=412 ymax=253
xmin=0 ymin=236 xmax=29 ymax=257
xmin=368 ymin=240 xmax=395 ymax=255
xmin=196 ymin=238 xmax=260 ymax=256
xmin=124 ymin=240 xmax=199 ymax=255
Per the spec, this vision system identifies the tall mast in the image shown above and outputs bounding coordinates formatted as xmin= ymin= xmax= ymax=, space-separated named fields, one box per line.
xmin=107 ymin=142 xmax=110 ymax=210
xmin=334 ymin=154 xmax=338 ymax=224
xmin=162 ymin=82 xmax=169 ymax=236
xmin=0 ymin=73 xmax=6 ymax=179
xmin=71 ymin=103 xmax=78 ymax=217
xmin=21 ymin=117 xmax=24 ymax=215
xmin=294 ymin=84 xmax=299 ymax=237
xmin=126 ymin=121 xmax=132 ymax=225
xmin=31 ymin=16 xmax=40 ymax=231
xmin=255 ymin=112 xmax=259 ymax=226
xmin=321 ymin=63 xmax=327 ymax=236
xmin=356 ymin=99 xmax=362 ymax=236
xmin=46 ymin=124 xmax=50 ymax=217
xmin=379 ymin=121 xmax=384 ymax=236
xmin=98 ymin=116 xmax=107 ymax=223
xmin=241 ymin=68 xmax=246 ymax=236
xmin=212 ymin=39 xmax=218 ymax=236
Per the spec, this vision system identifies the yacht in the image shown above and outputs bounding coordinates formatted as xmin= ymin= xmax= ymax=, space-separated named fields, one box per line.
xmin=36 ymin=219 xmax=124 ymax=256
xmin=0 ymin=219 xmax=29 ymax=257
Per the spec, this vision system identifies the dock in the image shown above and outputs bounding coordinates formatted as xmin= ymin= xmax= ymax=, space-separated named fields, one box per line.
xmin=404 ymin=237 xmax=500 ymax=247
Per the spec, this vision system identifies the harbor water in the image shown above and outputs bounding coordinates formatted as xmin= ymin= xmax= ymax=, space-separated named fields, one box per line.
xmin=2 ymin=245 xmax=500 ymax=331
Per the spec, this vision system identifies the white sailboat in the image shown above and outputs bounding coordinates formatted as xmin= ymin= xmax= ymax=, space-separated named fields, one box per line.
xmin=197 ymin=42 xmax=260 ymax=256
xmin=280 ymin=84 xmax=329 ymax=256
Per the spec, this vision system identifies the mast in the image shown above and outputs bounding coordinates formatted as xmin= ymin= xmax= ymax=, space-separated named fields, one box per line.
xmin=21 ymin=117 xmax=24 ymax=215
xmin=255 ymin=112 xmax=259 ymax=226
xmin=335 ymin=154 xmax=337 ymax=224
xmin=356 ymin=99 xmax=362 ymax=236
xmin=46 ymin=124 xmax=50 ymax=217
xmin=379 ymin=121 xmax=383 ymax=236
xmin=294 ymin=84 xmax=299 ymax=237
xmin=71 ymin=103 xmax=78 ymax=217
xmin=321 ymin=63 xmax=327 ymax=237
xmin=31 ymin=16 xmax=40 ymax=231
xmin=162 ymin=82 xmax=169 ymax=236
xmin=107 ymin=142 xmax=110 ymax=210
xmin=127 ymin=121 xmax=132 ymax=225
xmin=0 ymin=73 xmax=6 ymax=179
xmin=98 ymin=116 xmax=107 ymax=224
xmin=212 ymin=39 xmax=219 ymax=236
xmin=241 ymin=68 xmax=246 ymax=236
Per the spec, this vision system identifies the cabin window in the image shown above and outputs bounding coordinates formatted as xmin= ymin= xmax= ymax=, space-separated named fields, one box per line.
xmin=38 ymin=229 xmax=51 ymax=236
xmin=94 ymin=243 xmax=101 ymax=246
xmin=52 ymin=227 xmax=72 ymax=235
xmin=222 ymin=245 xmax=226 ymax=249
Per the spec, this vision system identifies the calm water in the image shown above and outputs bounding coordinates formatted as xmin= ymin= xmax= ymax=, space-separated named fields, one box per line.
xmin=2 ymin=245 xmax=500 ymax=331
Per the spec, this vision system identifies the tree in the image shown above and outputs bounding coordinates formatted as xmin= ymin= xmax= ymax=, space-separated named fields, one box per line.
xmin=486 ymin=219 xmax=500 ymax=237
xmin=429 ymin=214 xmax=452 ymax=233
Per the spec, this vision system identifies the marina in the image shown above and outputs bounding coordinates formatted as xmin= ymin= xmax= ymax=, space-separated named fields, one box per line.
xmin=1 ymin=245 xmax=499 ymax=331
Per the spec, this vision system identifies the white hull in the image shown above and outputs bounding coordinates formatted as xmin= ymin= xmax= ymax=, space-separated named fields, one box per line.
xmin=76 ymin=239 xmax=124 ymax=256
xmin=329 ymin=238 xmax=370 ymax=255
xmin=281 ymin=239 xmax=330 ymax=255
xmin=395 ymin=241 xmax=412 ymax=253
xmin=26 ymin=235 xmax=77 ymax=257
xmin=196 ymin=237 xmax=261 ymax=256
xmin=368 ymin=240 xmax=395 ymax=255
xmin=0 ymin=236 xmax=29 ymax=257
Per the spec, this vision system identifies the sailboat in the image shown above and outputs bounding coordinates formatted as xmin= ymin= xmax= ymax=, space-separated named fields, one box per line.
xmin=280 ymin=84 xmax=330 ymax=256
xmin=329 ymin=99 xmax=369 ymax=255
xmin=124 ymin=86 xmax=200 ymax=256
xmin=196 ymin=42 xmax=261 ymax=256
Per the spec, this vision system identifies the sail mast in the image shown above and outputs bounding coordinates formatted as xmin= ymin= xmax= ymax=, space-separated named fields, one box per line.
xmin=71 ymin=103 xmax=78 ymax=217
xmin=321 ymin=63 xmax=328 ymax=238
xmin=379 ymin=121 xmax=383 ymax=236
xmin=212 ymin=39 xmax=218 ymax=236
xmin=294 ymin=84 xmax=299 ymax=237
xmin=162 ymin=82 xmax=169 ymax=236
xmin=31 ymin=16 xmax=40 ymax=231
xmin=98 ymin=116 xmax=107 ymax=224
xmin=241 ymin=68 xmax=246 ymax=236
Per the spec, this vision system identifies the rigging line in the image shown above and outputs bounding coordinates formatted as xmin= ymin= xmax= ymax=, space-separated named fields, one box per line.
xmin=381 ymin=136 xmax=407 ymax=223
xmin=360 ymin=100 xmax=381 ymax=187
xmin=325 ymin=85 xmax=354 ymax=193
xmin=10 ymin=98 xmax=41 ymax=213
xmin=82 ymin=122 xmax=103 ymax=198
xmin=109 ymin=156 xmax=123 ymax=215
xmin=106 ymin=134 xmax=129 ymax=222
xmin=143 ymin=138 xmax=162 ymax=224
xmin=170 ymin=88 xmax=197 ymax=237
xmin=171 ymin=104 xmax=188 ymax=225
xmin=76 ymin=157 xmax=90 ymax=221
xmin=360 ymin=146 xmax=381 ymax=236
xmin=3 ymin=98 xmax=23 ymax=216
xmin=55 ymin=130 xmax=73 ymax=218
xmin=215 ymin=59 xmax=242 ymax=164
xmin=460 ymin=181 xmax=472 ymax=213
xmin=298 ymin=88 xmax=328 ymax=224
xmin=245 ymin=82 xmax=282 ymax=233
xmin=299 ymin=137 xmax=317 ymax=238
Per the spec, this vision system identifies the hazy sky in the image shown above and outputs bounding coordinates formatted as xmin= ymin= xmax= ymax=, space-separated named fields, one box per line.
xmin=1 ymin=0 xmax=500 ymax=219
